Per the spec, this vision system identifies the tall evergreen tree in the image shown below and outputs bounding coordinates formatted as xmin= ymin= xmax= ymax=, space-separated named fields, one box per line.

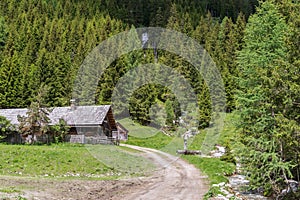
xmin=236 ymin=1 xmax=299 ymax=196
xmin=165 ymin=99 xmax=175 ymax=127
xmin=18 ymin=84 xmax=51 ymax=144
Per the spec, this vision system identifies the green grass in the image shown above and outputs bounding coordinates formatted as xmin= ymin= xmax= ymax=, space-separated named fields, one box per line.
xmin=217 ymin=112 xmax=243 ymax=150
xmin=183 ymin=156 xmax=235 ymax=185
xmin=181 ymin=123 xmax=236 ymax=185
xmin=118 ymin=145 xmax=142 ymax=153
xmin=119 ymin=118 xmax=178 ymax=153
xmin=85 ymin=144 xmax=156 ymax=174
xmin=124 ymin=132 xmax=173 ymax=150
xmin=0 ymin=187 xmax=21 ymax=194
xmin=0 ymin=143 xmax=114 ymax=179
xmin=0 ymin=143 xmax=157 ymax=179
xmin=188 ymin=112 xmax=242 ymax=153
xmin=119 ymin=118 xmax=184 ymax=155
xmin=118 ymin=118 xmax=159 ymax=138
xmin=188 ymin=131 xmax=206 ymax=150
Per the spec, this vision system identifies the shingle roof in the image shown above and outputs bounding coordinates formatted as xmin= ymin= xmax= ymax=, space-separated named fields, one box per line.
xmin=0 ymin=105 xmax=111 ymax=126
xmin=0 ymin=109 xmax=27 ymax=125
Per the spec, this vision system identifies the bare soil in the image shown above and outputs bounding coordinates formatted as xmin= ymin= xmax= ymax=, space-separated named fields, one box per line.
xmin=0 ymin=145 xmax=209 ymax=200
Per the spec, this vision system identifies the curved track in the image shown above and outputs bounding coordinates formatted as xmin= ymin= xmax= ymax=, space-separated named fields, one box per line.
xmin=121 ymin=144 xmax=209 ymax=200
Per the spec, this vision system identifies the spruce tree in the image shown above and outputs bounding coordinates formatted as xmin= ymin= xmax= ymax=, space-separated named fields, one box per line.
xmin=0 ymin=16 xmax=8 ymax=51
xmin=236 ymin=1 xmax=299 ymax=196
xmin=0 ymin=116 xmax=15 ymax=140
xmin=18 ymin=84 xmax=51 ymax=144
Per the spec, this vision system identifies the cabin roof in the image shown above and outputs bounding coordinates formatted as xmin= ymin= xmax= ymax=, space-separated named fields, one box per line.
xmin=0 ymin=105 xmax=112 ymax=126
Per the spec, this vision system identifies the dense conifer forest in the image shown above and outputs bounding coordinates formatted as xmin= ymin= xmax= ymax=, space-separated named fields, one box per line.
xmin=0 ymin=0 xmax=258 ymax=123
xmin=0 ymin=0 xmax=299 ymax=197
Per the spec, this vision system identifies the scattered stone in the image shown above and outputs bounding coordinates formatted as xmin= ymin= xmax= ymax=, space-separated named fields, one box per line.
xmin=210 ymin=145 xmax=226 ymax=158
xmin=228 ymin=174 xmax=270 ymax=200
xmin=280 ymin=180 xmax=299 ymax=195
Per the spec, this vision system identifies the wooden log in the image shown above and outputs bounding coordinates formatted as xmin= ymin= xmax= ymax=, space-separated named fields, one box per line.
xmin=176 ymin=150 xmax=201 ymax=155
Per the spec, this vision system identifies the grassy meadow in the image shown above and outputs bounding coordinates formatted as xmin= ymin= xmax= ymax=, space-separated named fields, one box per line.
xmin=0 ymin=143 xmax=153 ymax=179
xmin=0 ymin=143 xmax=109 ymax=178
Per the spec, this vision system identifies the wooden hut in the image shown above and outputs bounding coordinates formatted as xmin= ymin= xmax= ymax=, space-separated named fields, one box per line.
xmin=0 ymin=104 xmax=119 ymax=144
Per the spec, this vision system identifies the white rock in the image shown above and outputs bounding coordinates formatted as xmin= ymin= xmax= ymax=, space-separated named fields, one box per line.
xmin=221 ymin=189 xmax=230 ymax=195
xmin=212 ymin=152 xmax=224 ymax=157
xmin=219 ymin=182 xmax=226 ymax=187
xmin=216 ymin=194 xmax=228 ymax=200
xmin=216 ymin=146 xmax=226 ymax=153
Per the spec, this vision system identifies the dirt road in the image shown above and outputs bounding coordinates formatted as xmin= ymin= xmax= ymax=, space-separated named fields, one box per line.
xmin=0 ymin=145 xmax=208 ymax=200
xmin=121 ymin=144 xmax=209 ymax=200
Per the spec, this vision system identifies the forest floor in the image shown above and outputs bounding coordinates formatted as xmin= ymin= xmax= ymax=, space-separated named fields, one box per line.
xmin=0 ymin=144 xmax=209 ymax=200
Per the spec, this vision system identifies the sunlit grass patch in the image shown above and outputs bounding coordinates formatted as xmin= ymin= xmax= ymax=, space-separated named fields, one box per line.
xmin=183 ymin=156 xmax=235 ymax=185
xmin=118 ymin=118 xmax=159 ymax=138
xmin=86 ymin=144 xmax=156 ymax=174
xmin=0 ymin=144 xmax=111 ymax=179
xmin=124 ymin=132 xmax=173 ymax=150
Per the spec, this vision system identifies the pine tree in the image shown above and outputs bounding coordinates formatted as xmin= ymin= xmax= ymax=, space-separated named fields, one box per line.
xmin=0 ymin=116 xmax=15 ymax=140
xmin=165 ymin=99 xmax=175 ymax=127
xmin=0 ymin=16 xmax=8 ymax=51
xmin=193 ymin=14 xmax=210 ymax=45
xmin=150 ymin=6 xmax=165 ymax=27
xmin=18 ymin=84 xmax=51 ymax=144
xmin=275 ymin=0 xmax=300 ymax=188
xmin=215 ymin=17 xmax=235 ymax=112
xmin=166 ymin=4 xmax=181 ymax=31
xmin=0 ymin=51 xmax=26 ymax=108
xmin=236 ymin=1 xmax=299 ymax=196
